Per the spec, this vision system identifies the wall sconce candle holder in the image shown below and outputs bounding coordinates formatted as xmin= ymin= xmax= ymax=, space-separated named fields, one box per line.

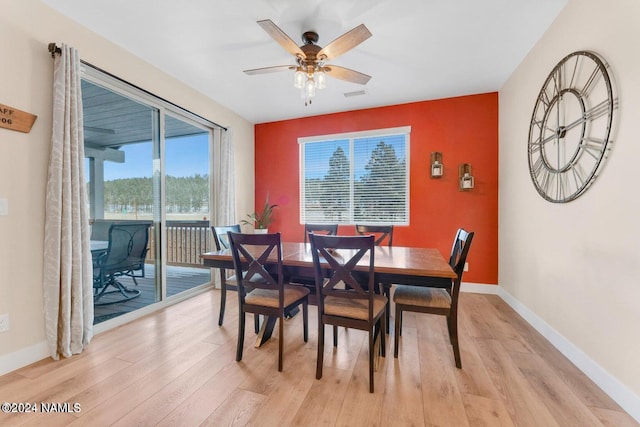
xmin=459 ymin=163 xmax=474 ymax=191
xmin=430 ymin=152 xmax=443 ymax=178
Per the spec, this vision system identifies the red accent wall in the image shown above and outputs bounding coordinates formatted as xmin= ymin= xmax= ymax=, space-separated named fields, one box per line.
xmin=254 ymin=92 xmax=498 ymax=285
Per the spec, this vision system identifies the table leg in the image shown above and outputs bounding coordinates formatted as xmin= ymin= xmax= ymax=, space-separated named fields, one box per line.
xmin=254 ymin=315 xmax=277 ymax=347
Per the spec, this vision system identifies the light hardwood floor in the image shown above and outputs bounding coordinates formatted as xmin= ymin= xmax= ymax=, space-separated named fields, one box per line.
xmin=0 ymin=290 xmax=637 ymax=426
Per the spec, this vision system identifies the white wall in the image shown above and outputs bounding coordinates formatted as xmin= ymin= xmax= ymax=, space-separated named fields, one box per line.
xmin=500 ymin=0 xmax=640 ymax=416
xmin=0 ymin=0 xmax=254 ymax=370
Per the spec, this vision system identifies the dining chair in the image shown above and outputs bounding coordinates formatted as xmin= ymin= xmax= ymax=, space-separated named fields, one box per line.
xmin=355 ymin=224 xmax=393 ymax=247
xmin=211 ymin=224 xmax=241 ymax=326
xmin=355 ymin=224 xmax=394 ymax=331
xmin=393 ymin=228 xmax=474 ymax=368
xmin=290 ymin=223 xmax=339 ymax=304
xmin=93 ymin=221 xmax=152 ymax=305
xmin=303 ymin=223 xmax=338 ymax=244
xmin=309 ymin=233 xmax=387 ymax=393
xmin=228 ymin=232 xmax=309 ymax=372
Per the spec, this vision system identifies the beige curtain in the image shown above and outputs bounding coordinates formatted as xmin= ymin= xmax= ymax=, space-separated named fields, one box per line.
xmin=43 ymin=43 xmax=93 ymax=359
xmin=216 ymin=127 xmax=235 ymax=225
xmin=212 ymin=127 xmax=235 ymax=288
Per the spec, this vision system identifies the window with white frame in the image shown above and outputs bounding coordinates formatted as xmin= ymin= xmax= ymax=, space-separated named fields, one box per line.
xmin=299 ymin=126 xmax=410 ymax=225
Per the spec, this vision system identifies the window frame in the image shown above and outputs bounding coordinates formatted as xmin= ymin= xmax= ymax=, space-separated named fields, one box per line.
xmin=299 ymin=126 xmax=411 ymax=226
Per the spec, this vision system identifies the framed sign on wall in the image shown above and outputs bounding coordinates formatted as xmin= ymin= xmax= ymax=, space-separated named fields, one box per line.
xmin=0 ymin=103 xmax=37 ymax=133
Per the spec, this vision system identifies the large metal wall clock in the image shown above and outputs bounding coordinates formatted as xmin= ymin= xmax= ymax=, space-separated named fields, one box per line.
xmin=528 ymin=50 xmax=616 ymax=203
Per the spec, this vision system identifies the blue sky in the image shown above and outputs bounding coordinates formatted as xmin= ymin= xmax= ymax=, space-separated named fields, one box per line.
xmin=101 ymin=134 xmax=209 ymax=181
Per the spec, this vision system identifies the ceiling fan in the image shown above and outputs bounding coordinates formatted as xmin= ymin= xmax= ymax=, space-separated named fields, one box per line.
xmin=244 ymin=19 xmax=372 ymax=105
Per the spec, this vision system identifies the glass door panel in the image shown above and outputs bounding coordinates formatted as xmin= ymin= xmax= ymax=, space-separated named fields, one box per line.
xmin=163 ymin=114 xmax=212 ymax=297
xmin=83 ymin=79 xmax=161 ymax=322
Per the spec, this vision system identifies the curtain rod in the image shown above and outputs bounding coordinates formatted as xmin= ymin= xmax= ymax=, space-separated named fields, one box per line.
xmin=47 ymin=43 xmax=228 ymax=131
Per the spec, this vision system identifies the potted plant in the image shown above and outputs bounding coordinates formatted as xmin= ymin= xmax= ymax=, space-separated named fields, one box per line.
xmin=242 ymin=196 xmax=277 ymax=233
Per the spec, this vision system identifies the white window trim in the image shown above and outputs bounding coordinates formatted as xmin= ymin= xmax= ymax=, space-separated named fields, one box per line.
xmin=299 ymin=126 xmax=411 ymax=226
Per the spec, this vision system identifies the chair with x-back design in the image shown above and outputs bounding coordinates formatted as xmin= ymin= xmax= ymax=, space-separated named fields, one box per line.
xmin=309 ymin=233 xmax=387 ymax=392
xmin=355 ymin=224 xmax=394 ymax=331
xmin=228 ymin=232 xmax=309 ymax=372
xmin=211 ymin=224 xmax=241 ymax=326
xmin=393 ymin=228 xmax=474 ymax=368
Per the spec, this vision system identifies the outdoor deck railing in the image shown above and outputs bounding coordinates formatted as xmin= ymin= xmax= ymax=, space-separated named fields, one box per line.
xmin=92 ymin=219 xmax=212 ymax=268
xmin=148 ymin=220 xmax=212 ymax=267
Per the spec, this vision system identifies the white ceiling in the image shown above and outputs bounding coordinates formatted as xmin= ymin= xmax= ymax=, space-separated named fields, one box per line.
xmin=42 ymin=0 xmax=567 ymax=124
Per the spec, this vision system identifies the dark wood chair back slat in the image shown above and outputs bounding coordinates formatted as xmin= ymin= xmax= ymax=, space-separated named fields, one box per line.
xmin=355 ymin=224 xmax=393 ymax=247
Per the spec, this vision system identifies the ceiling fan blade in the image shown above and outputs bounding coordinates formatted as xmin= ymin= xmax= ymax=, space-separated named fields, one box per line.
xmin=324 ymin=65 xmax=371 ymax=85
xmin=244 ymin=65 xmax=295 ymax=75
xmin=257 ymin=19 xmax=305 ymax=57
xmin=317 ymin=24 xmax=372 ymax=61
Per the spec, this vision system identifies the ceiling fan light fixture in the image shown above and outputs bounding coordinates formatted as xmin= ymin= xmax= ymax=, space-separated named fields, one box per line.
xmin=314 ymin=70 xmax=326 ymax=89
xmin=246 ymin=20 xmax=372 ymax=106
xmin=293 ymin=69 xmax=306 ymax=89
xmin=304 ymin=77 xmax=316 ymax=98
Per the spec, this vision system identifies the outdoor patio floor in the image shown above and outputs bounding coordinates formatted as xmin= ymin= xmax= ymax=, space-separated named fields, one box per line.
xmin=93 ymin=264 xmax=212 ymax=323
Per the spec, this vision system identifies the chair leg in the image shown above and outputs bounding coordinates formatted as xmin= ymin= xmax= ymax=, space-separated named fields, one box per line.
xmin=254 ymin=314 xmax=260 ymax=334
xmin=236 ymin=311 xmax=245 ymax=362
xmin=394 ymin=307 xmax=401 ymax=358
xmin=218 ymin=281 xmax=226 ymax=326
xmin=316 ymin=323 xmax=325 ymax=380
xmin=380 ymin=313 xmax=386 ymax=357
xmin=448 ymin=313 xmax=462 ymax=369
xmin=384 ymin=284 xmax=390 ymax=334
xmin=368 ymin=328 xmax=375 ymax=393
xmin=333 ymin=325 xmax=338 ymax=347
xmin=302 ymin=302 xmax=308 ymax=342
xmin=278 ymin=314 xmax=284 ymax=372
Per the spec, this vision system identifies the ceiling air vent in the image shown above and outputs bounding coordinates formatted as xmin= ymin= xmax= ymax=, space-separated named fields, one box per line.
xmin=343 ymin=90 xmax=366 ymax=98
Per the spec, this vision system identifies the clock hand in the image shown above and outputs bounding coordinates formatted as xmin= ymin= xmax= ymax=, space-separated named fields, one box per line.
xmin=538 ymin=115 xmax=588 ymax=147
xmin=561 ymin=115 xmax=588 ymax=133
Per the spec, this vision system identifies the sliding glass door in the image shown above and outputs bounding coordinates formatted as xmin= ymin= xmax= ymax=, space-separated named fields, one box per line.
xmin=164 ymin=114 xmax=212 ymax=298
xmin=83 ymin=70 xmax=214 ymax=324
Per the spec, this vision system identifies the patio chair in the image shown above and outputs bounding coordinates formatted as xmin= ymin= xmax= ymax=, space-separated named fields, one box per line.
xmin=393 ymin=228 xmax=474 ymax=368
xmin=93 ymin=221 xmax=152 ymax=305
xmin=229 ymin=232 xmax=309 ymax=371
xmin=90 ymin=219 xmax=113 ymax=242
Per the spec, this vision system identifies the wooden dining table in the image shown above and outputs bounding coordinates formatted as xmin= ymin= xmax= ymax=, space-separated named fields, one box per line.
xmin=201 ymin=242 xmax=456 ymax=345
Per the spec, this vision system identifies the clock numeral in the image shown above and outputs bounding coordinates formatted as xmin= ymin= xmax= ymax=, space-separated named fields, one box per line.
xmin=531 ymin=118 xmax=544 ymax=131
xmin=584 ymin=98 xmax=612 ymax=121
xmin=529 ymin=142 xmax=542 ymax=154
xmin=556 ymin=172 xmax=566 ymax=201
xmin=581 ymin=136 xmax=608 ymax=161
xmin=538 ymin=90 xmax=551 ymax=109
xmin=571 ymin=164 xmax=586 ymax=190
xmin=531 ymin=154 xmax=545 ymax=177
xmin=581 ymin=64 xmax=602 ymax=97
xmin=567 ymin=54 xmax=580 ymax=89
xmin=540 ymin=168 xmax=553 ymax=195
xmin=552 ymin=64 xmax=563 ymax=98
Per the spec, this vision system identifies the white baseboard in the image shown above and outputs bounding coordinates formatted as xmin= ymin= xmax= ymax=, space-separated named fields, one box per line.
xmin=498 ymin=286 xmax=640 ymax=423
xmin=461 ymin=282 xmax=499 ymax=294
xmin=0 ymin=341 xmax=49 ymax=377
